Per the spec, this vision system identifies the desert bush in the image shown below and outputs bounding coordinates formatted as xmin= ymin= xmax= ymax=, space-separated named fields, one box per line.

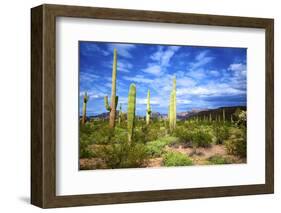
xmin=174 ymin=127 xmax=212 ymax=148
xmin=192 ymin=129 xmax=212 ymax=148
xmin=97 ymin=142 xmax=149 ymax=169
xmin=225 ymin=128 xmax=246 ymax=158
xmin=163 ymin=152 xmax=193 ymax=167
xmin=213 ymin=124 xmax=230 ymax=144
xmin=146 ymin=137 xmax=178 ymax=157
xmin=173 ymin=127 xmax=193 ymax=145
xmin=208 ymin=155 xmax=231 ymax=164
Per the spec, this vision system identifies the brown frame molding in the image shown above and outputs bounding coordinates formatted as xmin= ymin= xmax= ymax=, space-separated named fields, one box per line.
xmin=31 ymin=4 xmax=274 ymax=208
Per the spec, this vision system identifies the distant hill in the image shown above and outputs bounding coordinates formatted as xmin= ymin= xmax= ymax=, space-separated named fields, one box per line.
xmin=81 ymin=106 xmax=246 ymax=122
xmin=184 ymin=106 xmax=246 ymax=121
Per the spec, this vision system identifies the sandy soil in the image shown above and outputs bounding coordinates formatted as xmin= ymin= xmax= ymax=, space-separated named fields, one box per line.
xmin=80 ymin=144 xmax=246 ymax=169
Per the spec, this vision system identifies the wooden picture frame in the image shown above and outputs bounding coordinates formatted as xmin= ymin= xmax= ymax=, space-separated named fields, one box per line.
xmin=31 ymin=4 xmax=274 ymax=208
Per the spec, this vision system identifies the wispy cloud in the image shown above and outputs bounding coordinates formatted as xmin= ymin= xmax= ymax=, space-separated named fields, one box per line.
xmin=80 ymin=72 xmax=99 ymax=82
xmin=143 ymin=46 xmax=180 ymax=75
xmin=107 ymin=44 xmax=136 ymax=58
xmin=142 ymin=64 xmax=161 ymax=75
xmin=228 ymin=63 xmax=246 ymax=77
xmin=123 ymin=75 xmax=153 ymax=84
xmin=80 ymin=43 xmax=109 ymax=56
xmin=188 ymin=50 xmax=214 ymax=71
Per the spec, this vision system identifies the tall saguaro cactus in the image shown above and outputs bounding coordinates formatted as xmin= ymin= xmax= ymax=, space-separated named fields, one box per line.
xmin=169 ymin=77 xmax=177 ymax=131
xmin=118 ymin=104 xmax=122 ymax=125
xmin=82 ymin=92 xmax=89 ymax=125
xmin=222 ymin=108 xmax=225 ymax=123
xmin=146 ymin=89 xmax=151 ymax=125
xmin=104 ymin=48 xmax=118 ymax=128
xmin=127 ymin=84 xmax=136 ymax=143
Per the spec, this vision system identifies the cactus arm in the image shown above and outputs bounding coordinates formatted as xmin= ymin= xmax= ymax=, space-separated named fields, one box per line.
xmin=127 ymin=84 xmax=136 ymax=143
xmin=104 ymin=96 xmax=111 ymax=111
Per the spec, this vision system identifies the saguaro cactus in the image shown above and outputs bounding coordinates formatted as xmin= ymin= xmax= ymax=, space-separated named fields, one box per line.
xmin=118 ymin=104 xmax=122 ymax=125
xmin=209 ymin=113 xmax=212 ymax=122
xmin=169 ymin=77 xmax=177 ymax=131
xmin=127 ymin=84 xmax=136 ymax=143
xmin=222 ymin=108 xmax=225 ymax=123
xmin=146 ymin=89 xmax=151 ymax=125
xmin=104 ymin=48 xmax=118 ymax=128
xmin=82 ymin=92 xmax=89 ymax=125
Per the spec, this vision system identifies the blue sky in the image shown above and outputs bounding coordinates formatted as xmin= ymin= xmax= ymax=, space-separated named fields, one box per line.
xmin=79 ymin=41 xmax=247 ymax=116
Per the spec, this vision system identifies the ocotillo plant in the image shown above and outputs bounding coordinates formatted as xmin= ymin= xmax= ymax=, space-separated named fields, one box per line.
xmin=146 ymin=89 xmax=151 ymax=125
xmin=169 ymin=77 xmax=177 ymax=131
xmin=82 ymin=92 xmax=89 ymax=125
xmin=127 ymin=84 xmax=136 ymax=143
xmin=104 ymin=48 xmax=118 ymax=128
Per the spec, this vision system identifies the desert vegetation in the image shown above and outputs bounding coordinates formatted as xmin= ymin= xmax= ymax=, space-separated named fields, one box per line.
xmin=79 ymin=49 xmax=247 ymax=170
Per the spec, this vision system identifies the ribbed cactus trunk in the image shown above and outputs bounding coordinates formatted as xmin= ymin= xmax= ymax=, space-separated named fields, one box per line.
xmin=118 ymin=104 xmax=122 ymax=125
xmin=173 ymin=77 xmax=177 ymax=128
xmin=169 ymin=92 xmax=175 ymax=130
xmin=127 ymin=84 xmax=136 ymax=143
xmin=82 ymin=92 xmax=89 ymax=125
xmin=104 ymin=49 xmax=118 ymax=128
xmin=146 ymin=89 xmax=151 ymax=125
xmin=169 ymin=77 xmax=177 ymax=131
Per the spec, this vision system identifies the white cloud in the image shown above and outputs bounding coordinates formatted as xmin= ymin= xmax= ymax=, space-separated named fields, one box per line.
xmin=123 ymin=75 xmax=153 ymax=84
xmin=107 ymin=44 xmax=136 ymax=58
xmin=81 ymin=43 xmax=109 ymax=56
xmin=137 ymin=98 xmax=159 ymax=105
xmin=186 ymin=69 xmax=206 ymax=79
xmin=228 ymin=63 xmax=246 ymax=77
xmin=142 ymin=64 xmax=161 ymax=75
xmin=79 ymin=91 xmax=105 ymax=99
xmin=177 ymin=99 xmax=191 ymax=104
xmin=151 ymin=46 xmax=180 ymax=67
xmin=143 ymin=46 xmax=181 ymax=75
xmin=189 ymin=50 xmax=214 ymax=70
xmin=117 ymin=60 xmax=133 ymax=73
xmin=80 ymin=72 xmax=99 ymax=82
xmin=177 ymin=82 xmax=245 ymax=97
xmin=209 ymin=70 xmax=220 ymax=77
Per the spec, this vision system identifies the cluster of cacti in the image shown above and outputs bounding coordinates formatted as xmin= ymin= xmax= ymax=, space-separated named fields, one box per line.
xmin=146 ymin=89 xmax=151 ymax=125
xmin=82 ymin=92 xmax=89 ymax=125
xmin=127 ymin=84 xmax=136 ymax=143
xmin=104 ymin=48 xmax=118 ymax=128
xmin=169 ymin=77 xmax=177 ymax=131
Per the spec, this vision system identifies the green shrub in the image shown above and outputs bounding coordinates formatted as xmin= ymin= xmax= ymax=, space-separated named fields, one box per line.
xmin=225 ymin=128 xmax=246 ymax=158
xmin=208 ymin=155 xmax=231 ymax=164
xmin=192 ymin=129 xmax=212 ymax=148
xmin=173 ymin=127 xmax=193 ymax=146
xmin=146 ymin=137 xmax=178 ymax=157
xmin=213 ymin=125 xmax=230 ymax=144
xmin=79 ymin=134 xmax=95 ymax=158
xmin=163 ymin=152 xmax=193 ymax=167
xmin=97 ymin=142 xmax=149 ymax=169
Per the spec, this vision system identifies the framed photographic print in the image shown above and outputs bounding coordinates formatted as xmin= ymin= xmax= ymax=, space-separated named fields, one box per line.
xmin=31 ymin=4 xmax=274 ymax=208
